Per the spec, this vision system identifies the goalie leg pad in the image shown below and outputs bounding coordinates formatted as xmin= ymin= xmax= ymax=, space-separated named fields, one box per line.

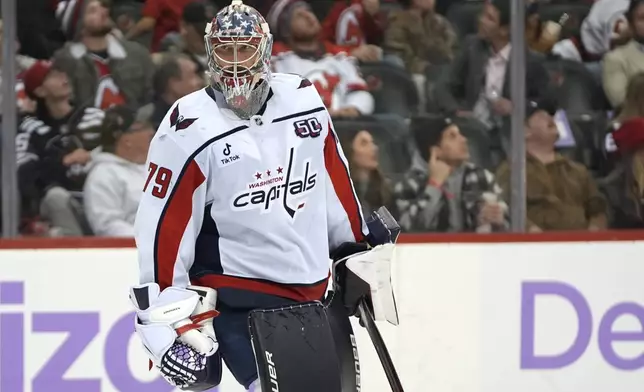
xmin=211 ymin=288 xmax=302 ymax=389
xmin=249 ymin=301 xmax=343 ymax=392
xmin=327 ymin=291 xmax=362 ymax=392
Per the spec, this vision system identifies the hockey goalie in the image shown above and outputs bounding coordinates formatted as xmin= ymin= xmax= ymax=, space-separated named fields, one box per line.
xmin=130 ymin=1 xmax=399 ymax=391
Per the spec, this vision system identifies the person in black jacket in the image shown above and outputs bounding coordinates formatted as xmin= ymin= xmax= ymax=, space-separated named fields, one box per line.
xmin=434 ymin=0 xmax=550 ymax=155
xmin=16 ymin=60 xmax=105 ymax=236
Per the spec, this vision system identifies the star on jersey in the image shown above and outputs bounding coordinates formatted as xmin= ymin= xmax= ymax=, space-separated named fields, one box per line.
xmin=169 ymin=105 xmax=197 ymax=132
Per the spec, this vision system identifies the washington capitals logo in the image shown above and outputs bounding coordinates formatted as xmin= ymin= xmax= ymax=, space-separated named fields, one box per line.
xmin=169 ymin=105 xmax=197 ymax=131
xmin=230 ymin=148 xmax=317 ymax=218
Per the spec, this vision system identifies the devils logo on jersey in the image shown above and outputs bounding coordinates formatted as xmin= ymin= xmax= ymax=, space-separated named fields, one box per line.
xmin=92 ymin=56 xmax=126 ymax=109
xmin=305 ymin=70 xmax=341 ymax=109
xmin=337 ymin=9 xmax=363 ymax=47
xmin=231 ymin=148 xmax=317 ymax=218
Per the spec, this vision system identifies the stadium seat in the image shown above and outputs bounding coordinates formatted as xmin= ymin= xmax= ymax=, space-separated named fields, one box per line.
xmin=380 ymin=0 xmax=403 ymax=14
xmin=446 ymin=1 xmax=485 ymax=41
xmin=544 ymin=59 xmax=609 ymax=115
xmin=566 ymin=112 xmax=610 ymax=175
xmin=436 ymin=0 xmax=463 ymax=17
xmin=410 ymin=114 xmax=494 ymax=170
xmin=360 ymin=62 xmax=420 ymax=117
xmin=333 ymin=115 xmax=415 ymax=180
xmin=538 ymin=3 xmax=591 ymax=40
xmin=111 ymin=1 xmax=143 ymax=22
xmin=424 ymin=63 xmax=452 ymax=114
xmin=309 ymin=0 xmax=336 ymax=21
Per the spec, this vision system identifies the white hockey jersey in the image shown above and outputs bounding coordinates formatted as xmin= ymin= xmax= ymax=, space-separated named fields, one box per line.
xmin=135 ymin=73 xmax=369 ymax=302
xmin=271 ymin=42 xmax=375 ymax=115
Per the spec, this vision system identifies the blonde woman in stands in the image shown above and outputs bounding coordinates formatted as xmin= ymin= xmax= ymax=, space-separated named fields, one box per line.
xmin=615 ymin=72 xmax=644 ymax=124
xmin=606 ymin=73 xmax=644 ymax=152
xmin=601 ymin=117 xmax=644 ymax=228
xmin=602 ymin=73 xmax=644 ymax=175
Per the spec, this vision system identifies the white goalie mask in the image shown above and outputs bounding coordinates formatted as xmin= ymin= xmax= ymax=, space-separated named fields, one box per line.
xmin=204 ymin=0 xmax=273 ymax=119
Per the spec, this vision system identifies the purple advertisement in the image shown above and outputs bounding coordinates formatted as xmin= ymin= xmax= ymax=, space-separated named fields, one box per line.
xmin=520 ymin=281 xmax=644 ymax=371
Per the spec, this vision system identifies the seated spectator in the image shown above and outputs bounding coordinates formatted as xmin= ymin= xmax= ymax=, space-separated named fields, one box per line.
xmin=53 ymin=0 xmax=153 ymax=110
xmin=269 ymin=0 xmax=382 ymax=63
xmin=84 ymin=108 xmax=153 ymax=237
xmin=137 ymin=54 xmax=203 ymax=129
xmin=339 ymin=129 xmax=396 ymax=216
xmin=496 ymin=98 xmax=607 ymax=232
xmin=552 ymin=0 xmax=630 ymax=63
xmin=57 ymin=0 xmax=126 ymax=40
xmin=601 ymin=117 xmax=644 ymax=228
xmin=17 ymin=60 xmax=105 ymax=236
xmin=322 ymin=0 xmax=386 ymax=49
xmin=125 ymin=0 xmax=195 ymax=52
xmin=394 ymin=117 xmax=508 ymax=232
xmin=616 ymin=72 xmax=644 ymax=123
xmin=434 ymin=0 xmax=549 ymax=135
xmin=383 ymin=0 xmax=457 ymax=74
xmin=607 ymin=72 xmax=644 ymax=144
xmin=602 ymin=0 xmax=644 ymax=108
xmin=268 ymin=1 xmax=375 ymax=118
xmin=162 ymin=2 xmax=213 ymax=78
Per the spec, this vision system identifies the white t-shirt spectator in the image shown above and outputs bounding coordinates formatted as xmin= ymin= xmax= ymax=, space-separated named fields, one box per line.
xmin=271 ymin=41 xmax=374 ymax=115
xmin=84 ymin=152 xmax=147 ymax=237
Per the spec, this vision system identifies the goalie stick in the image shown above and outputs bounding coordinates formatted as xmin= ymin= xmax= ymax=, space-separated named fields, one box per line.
xmin=361 ymin=206 xmax=405 ymax=391
xmin=357 ymin=297 xmax=404 ymax=392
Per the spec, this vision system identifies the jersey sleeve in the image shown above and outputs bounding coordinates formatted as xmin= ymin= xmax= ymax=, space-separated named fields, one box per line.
xmin=322 ymin=111 xmax=369 ymax=251
xmin=135 ymin=133 xmax=209 ymax=290
xmin=16 ymin=116 xmax=47 ymax=167
xmin=334 ymin=52 xmax=374 ymax=115
xmin=16 ymin=117 xmax=47 ymax=219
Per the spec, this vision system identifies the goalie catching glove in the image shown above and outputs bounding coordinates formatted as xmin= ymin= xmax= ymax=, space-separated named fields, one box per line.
xmin=130 ymin=283 xmax=221 ymax=391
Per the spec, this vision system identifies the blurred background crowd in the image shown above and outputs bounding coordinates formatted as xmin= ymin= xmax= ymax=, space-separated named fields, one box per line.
xmin=1 ymin=0 xmax=644 ymax=237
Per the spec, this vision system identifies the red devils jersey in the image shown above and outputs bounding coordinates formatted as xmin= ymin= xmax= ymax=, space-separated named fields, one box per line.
xmin=90 ymin=54 xmax=126 ymax=110
xmin=271 ymin=42 xmax=374 ymax=115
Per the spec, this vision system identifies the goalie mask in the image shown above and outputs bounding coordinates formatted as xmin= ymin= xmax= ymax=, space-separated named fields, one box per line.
xmin=205 ymin=0 xmax=273 ymax=119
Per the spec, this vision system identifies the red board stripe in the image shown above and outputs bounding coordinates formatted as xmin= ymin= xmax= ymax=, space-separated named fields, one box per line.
xmin=3 ymin=231 xmax=644 ymax=250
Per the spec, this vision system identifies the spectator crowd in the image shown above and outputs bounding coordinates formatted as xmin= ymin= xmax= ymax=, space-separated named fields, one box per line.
xmin=2 ymin=0 xmax=644 ymax=237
